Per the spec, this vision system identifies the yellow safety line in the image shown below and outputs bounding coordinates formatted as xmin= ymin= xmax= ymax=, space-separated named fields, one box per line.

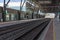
xmin=54 ymin=31 xmax=56 ymax=40
xmin=53 ymin=20 xmax=56 ymax=40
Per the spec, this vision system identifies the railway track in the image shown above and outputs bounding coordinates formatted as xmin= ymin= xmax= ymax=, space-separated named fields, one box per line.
xmin=0 ymin=18 xmax=51 ymax=40
xmin=15 ymin=19 xmax=50 ymax=40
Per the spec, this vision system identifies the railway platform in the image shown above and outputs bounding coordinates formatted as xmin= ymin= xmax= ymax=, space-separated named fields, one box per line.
xmin=54 ymin=18 xmax=60 ymax=40
xmin=0 ymin=18 xmax=58 ymax=40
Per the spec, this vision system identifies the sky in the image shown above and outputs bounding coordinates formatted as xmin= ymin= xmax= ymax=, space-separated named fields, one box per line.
xmin=0 ymin=0 xmax=26 ymax=11
xmin=0 ymin=0 xmax=21 ymax=3
xmin=0 ymin=0 xmax=26 ymax=7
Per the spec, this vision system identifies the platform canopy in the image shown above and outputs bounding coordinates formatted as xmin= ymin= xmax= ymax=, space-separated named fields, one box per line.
xmin=29 ymin=0 xmax=60 ymax=13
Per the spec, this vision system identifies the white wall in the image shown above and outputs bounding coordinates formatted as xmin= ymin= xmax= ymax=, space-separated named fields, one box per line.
xmin=45 ymin=13 xmax=55 ymax=18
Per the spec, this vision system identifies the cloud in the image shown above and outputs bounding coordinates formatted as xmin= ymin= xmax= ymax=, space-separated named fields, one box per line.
xmin=0 ymin=2 xmax=26 ymax=7
xmin=0 ymin=3 xmax=3 ymax=7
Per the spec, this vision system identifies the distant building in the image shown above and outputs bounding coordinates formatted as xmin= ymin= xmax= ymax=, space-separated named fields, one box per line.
xmin=0 ymin=6 xmax=26 ymax=21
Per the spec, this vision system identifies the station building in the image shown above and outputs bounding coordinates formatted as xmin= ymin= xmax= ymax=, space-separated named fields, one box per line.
xmin=0 ymin=7 xmax=26 ymax=21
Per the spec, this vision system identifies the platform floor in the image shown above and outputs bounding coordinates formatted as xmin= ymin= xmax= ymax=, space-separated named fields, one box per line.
xmin=43 ymin=18 xmax=60 ymax=40
xmin=54 ymin=18 xmax=60 ymax=40
xmin=37 ymin=19 xmax=54 ymax=40
xmin=44 ymin=18 xmax=60 ymax=40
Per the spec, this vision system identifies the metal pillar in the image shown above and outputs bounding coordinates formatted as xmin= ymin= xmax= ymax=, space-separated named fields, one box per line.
xmin=32 ymin=13 xmax=34 ymax=19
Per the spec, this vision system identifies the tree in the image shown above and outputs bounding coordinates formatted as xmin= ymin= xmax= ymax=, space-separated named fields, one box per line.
xmin=18 ymin=0 xmax=26 ymax=20
xmin=3 ymin=0 xmax=10 ymax=22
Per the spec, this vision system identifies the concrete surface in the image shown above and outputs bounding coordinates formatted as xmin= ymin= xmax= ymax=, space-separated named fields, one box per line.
xmin=54 ymin=18 xmax=60 ymax=40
